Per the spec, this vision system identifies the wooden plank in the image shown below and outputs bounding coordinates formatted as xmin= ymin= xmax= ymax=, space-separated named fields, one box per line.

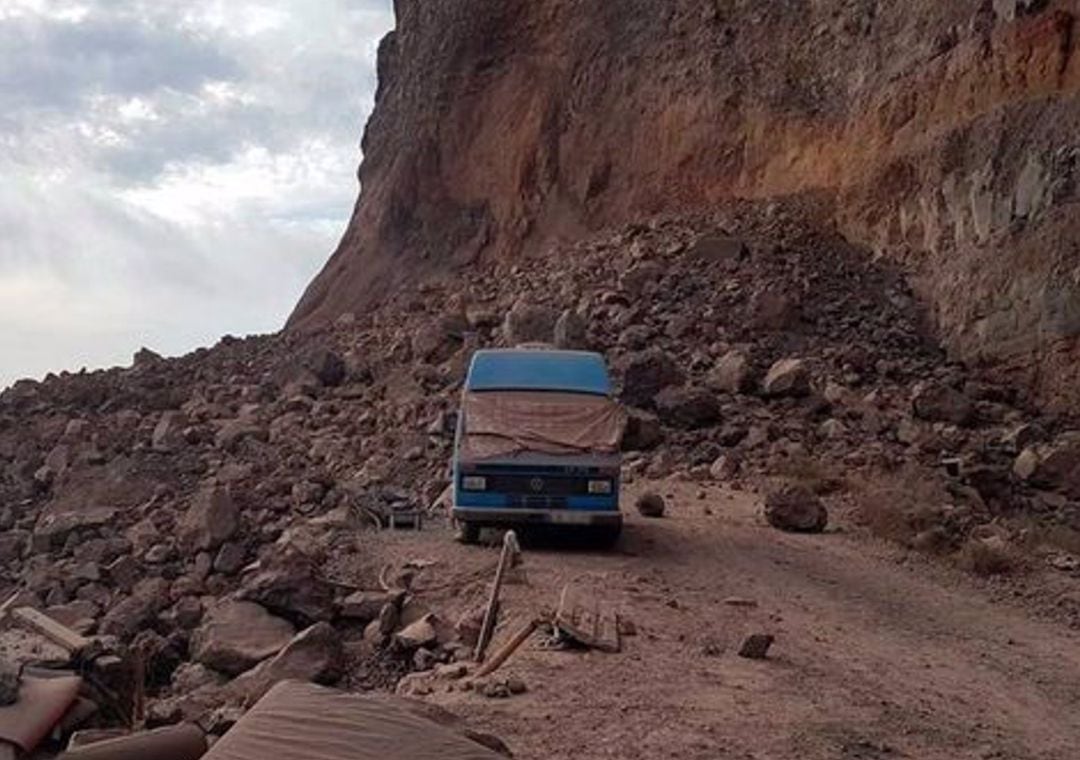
xmin=474 ymin=617 xmax=541 ymax=678
xmin=474 ymin=530 xmax=520 ymax=661
xmin=11 ymin=607 xmax=89 ymax=653
xmin=554 ymin=582 xmax=620 ymax=653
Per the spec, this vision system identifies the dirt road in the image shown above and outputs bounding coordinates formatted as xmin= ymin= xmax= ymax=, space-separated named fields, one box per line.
xmin=354 ymin=481 xmax=1080 ymax=760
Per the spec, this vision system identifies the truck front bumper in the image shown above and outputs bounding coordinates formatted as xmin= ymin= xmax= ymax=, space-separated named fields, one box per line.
xmin=452 ymin=507 xmax=622 ymax=527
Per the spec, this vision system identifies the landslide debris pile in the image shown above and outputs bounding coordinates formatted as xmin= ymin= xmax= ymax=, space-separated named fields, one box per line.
xmin=2 ymin=203 xmax=1079 ymax=728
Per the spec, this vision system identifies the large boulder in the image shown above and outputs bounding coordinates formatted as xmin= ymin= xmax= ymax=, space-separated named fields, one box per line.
xmin=1013 ymin=432 xmax=1080 ymax=496
xmin=192 ymin=601 xmax=296 ymax=676
xmin=619 ymin=349 xmax=684 ymax=407
xmin=636 ymin=492 xmax=666 ymax=518
xmin=151 ymin=411 xmax=188 ymax=452
xmin=237 ymin=549 xmax=336 ymax=624
xmin=654 ymin=386 xmax=720 ymax=429
xmin=339 ymin=590 xmax=403 ymax=623
xmin=706 ymin=349 xmax=753 ymax=394
xmin=0 ymin=530 xmax=29 ymax=563
xmin=554 ymin=309 xmax=588 ymax=349
xmin=215 ymin=419 xmax=269 ymax=451
xmin=179 ymin=485 xmax=238 ymax=551
xmin=32 ymin=507 xmax=116 ymax=552
xmin=761 ymin=358 xmax=810 ymax=398
xmin=911 ymin=381 xmax=974 ymax=426
xmin=100 ymin=578 xmax=170 ymax=639
xmin=503 ymin=300 xmax=556 ymax=345
xmin=686 ymin=236 xmax=748 ymax=265
xmin=621 ymin=408 xmax=664 ymax=451
xmin=763 ymin=485 xmax=828 ymax=533
xmin=748 ymin=285 xmax=800 ymax=331
xmin=301 ymin=347 xmax=347 ymax=387
xmin=229 ymin=622 xmax=344 ymax=702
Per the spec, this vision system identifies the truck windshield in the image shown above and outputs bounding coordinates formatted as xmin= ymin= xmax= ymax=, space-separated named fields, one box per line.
xmin=460 ymin=390 xmax=625 ymax=461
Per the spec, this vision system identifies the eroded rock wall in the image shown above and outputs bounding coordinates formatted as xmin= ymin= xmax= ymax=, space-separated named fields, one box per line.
xmin=290 ymin=0 xmax=1080 ymax=409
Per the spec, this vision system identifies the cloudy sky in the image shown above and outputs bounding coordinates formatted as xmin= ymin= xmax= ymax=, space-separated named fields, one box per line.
xmin=0 ymin=0 xmax=394 ymax=389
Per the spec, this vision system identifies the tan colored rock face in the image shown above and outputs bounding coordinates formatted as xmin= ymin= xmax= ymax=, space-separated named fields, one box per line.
xmin=290 ymin=0 xmax=1080 ymax=411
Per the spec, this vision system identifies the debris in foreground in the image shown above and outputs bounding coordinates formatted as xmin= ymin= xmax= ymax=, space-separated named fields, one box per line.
xmin=201 ymin=680 xmax=508 ymax=759
xmin=59 ymin=724 xmax=207 ymax=760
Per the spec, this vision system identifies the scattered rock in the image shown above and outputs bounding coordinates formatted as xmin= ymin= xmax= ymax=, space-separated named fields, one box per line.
xmin=748 ymin=285 xmax=800 ymax=331
xmin=169 ymin=662 xmax=226 ymax=694
xmin=722 ymin=597 xmax=758 ymax=607
xmin=709 ymin=454 xmax=740 ymax=480
xmin=301 ymin=347 xmax=347 ymax=387
xmin=554 ymin=309 xmax=588 ymax=349
xmin=912 ymin=382 xmax=974 ymax=426
xmin=394 ymin=615 xmax=439 ymax=650
xmin=761 ymin=358 xmax=810 ymax=398
xmin=737 ymin=633 xmax=775 ymax=659
xmin=32 ymin=507 xmax=116 ymax=552
xmin=237 ymin=549 xmax=336 ymax=624
xmin=764 ymin=485 xmax=828 ymax=533
xmin=636 ymin=492 xmax=666 ymax=518
xmin=213 ymin=542 xmax=247 ymax=576
xmin=1012 ymin=434 xmax=1080 ymax=496
xmin=654 ymin=385 xmax=720 ymax=429
xmin=339 ymin=590 xmax=403 ymax=623
xmin=686 ymin=235 xmax=748 ymax=264
xmin=959 ymin=535 xmax=1018 ymax=576
xmin=707 ymin=349 xmax=753 ymax=394
xmin=503 ymin=300 xmax=556 ymax=345
xmin=179 ymin=486 xmax=238 ymax=551
xmin=620 ymin=349 xmax=684 ymax=407
xmin=100 ymin=578 xmax=170 ymax=639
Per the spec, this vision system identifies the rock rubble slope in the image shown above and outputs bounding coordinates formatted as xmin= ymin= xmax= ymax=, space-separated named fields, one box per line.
xmin=4 ymin=204 xmax=1080 ymax=725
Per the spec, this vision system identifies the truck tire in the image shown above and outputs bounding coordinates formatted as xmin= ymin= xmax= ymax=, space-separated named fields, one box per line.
xmin=455 ymin=520 xmax=481 ymax=545
xmin=593 ymin=523 xmax=622 ymax=549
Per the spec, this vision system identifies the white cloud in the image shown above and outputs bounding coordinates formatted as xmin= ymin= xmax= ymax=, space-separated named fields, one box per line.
xmin=0 ymin=0 xmax=395 ymax=388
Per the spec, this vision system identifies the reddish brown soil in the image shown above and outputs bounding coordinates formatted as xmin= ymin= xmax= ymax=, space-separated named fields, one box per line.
xmin=361 ymin=480 xmax=1080 ymax=760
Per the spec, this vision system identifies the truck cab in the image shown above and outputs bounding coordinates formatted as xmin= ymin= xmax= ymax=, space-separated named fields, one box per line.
xmin=451 ymin=348 xmax=625 ymax=545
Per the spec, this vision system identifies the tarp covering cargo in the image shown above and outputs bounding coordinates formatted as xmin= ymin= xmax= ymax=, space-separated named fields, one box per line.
xmin=460 ymin=391 xmax=626 ymax=461
xmin=203 ymin=680 xmax=505 ymax=760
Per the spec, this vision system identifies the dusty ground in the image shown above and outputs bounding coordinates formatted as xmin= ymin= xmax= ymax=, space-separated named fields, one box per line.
xmin=355 ymin=480 xmax=1080 ymax=760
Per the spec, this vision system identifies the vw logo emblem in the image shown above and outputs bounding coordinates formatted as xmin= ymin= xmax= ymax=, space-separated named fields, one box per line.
xmin=529 ymin=477 xmax=544 ymax=492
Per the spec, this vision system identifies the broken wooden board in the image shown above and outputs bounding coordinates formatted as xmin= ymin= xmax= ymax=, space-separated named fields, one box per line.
xmin=554 ymin=582 xmax=620 ymax=653
xmin=11 ymin=608 xmax=89 ymax=653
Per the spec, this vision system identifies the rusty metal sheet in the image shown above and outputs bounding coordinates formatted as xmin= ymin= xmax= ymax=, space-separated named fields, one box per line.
xmin=203 ymin=681 xmax=505 ymax=760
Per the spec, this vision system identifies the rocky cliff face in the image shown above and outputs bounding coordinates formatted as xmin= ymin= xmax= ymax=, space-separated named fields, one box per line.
xmin=290 ymin=0 xmax=1080 ymax=410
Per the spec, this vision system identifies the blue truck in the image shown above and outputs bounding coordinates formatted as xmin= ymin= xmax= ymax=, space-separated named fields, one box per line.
xmin=451 ymin=348 xmax=625 ymax=545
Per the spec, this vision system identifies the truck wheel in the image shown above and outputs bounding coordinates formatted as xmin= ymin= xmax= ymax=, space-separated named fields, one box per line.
xmin=455 ymin=521 xmax=481 ymax=545
xmin=593 ymin=523 xmax=622 ymax=549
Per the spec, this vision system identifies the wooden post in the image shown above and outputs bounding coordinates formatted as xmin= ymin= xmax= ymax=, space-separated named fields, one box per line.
xmin=474 ymin=530 xmax=519 ymax=662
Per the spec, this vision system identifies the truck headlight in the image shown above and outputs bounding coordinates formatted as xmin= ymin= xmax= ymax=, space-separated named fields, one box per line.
xmin=461 ymin=475 xmax=487 ymax=491
xmin=588 ymin=479 xmax=613 ymax=495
